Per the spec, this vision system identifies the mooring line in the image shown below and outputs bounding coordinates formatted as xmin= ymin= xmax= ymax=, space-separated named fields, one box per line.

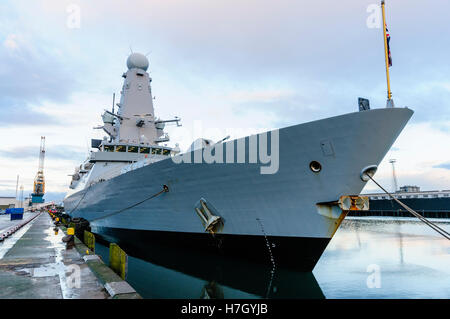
xmin=66 ymin=184 xmax=92 ymax=215
xmin=90 ymin=185 xmax=169 ymax=222
xmin=366 ymin=174 xmax=450 ymax=240
xmin=256 ymin=218 xmax=276 ymax=298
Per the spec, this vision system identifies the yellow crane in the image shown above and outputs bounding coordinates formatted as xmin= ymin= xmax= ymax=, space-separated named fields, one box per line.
xmin=31 ymin=136 xmax=46 ymax=204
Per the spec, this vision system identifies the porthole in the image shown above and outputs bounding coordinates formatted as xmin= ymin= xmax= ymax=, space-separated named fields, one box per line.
xmin=309 ymin=161 xmax=322 ymax=173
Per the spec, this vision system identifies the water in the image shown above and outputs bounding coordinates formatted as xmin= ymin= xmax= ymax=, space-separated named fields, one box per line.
xmin=95 ymin=217 xmax=450 ymax=299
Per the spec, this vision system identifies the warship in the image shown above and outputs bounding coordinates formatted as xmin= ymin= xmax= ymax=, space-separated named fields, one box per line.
xmin=64 ymin=52 xmax=413 ymax=271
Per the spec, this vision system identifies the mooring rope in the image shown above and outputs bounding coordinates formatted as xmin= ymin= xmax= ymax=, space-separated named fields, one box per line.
xmin=66 ymin=183 xmax=92 ymax=215
xmin=366 ymin=174 xmax=450 ymax=240
xmin=90 ymin=185 xmax=169 ymax=222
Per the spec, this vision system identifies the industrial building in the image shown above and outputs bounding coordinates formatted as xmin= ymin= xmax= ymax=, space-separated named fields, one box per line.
xmin=0 ymin=196 xmax=16 ymax=210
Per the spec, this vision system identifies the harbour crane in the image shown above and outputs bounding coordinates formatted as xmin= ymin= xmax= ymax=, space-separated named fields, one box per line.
xmin=31 ymin=136 xmax=46 ymax=204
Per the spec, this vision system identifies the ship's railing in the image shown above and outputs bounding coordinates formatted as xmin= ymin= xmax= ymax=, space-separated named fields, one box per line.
xmin=367 ymin=192 xmax=450 ymax=200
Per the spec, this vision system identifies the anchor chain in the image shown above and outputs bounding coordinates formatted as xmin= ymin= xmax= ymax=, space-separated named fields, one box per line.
xmin=256 ymin=218 xmax=277 ymax=298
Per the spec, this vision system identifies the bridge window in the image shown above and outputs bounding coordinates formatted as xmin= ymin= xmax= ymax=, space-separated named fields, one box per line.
xmin=128 ymin=146 xmax=138 ymax=153
xmin=140 ymin=147 xmax=150 ymax=154
xmin=104 ymin=145 xmax=114 ymax=152
xmin=162 ymin=149 xmax=170 ymax=156
xmin=152 ymin=148 xmax=162 ymax=155
xmin=116 ymin=145 xmax=126 ymax=152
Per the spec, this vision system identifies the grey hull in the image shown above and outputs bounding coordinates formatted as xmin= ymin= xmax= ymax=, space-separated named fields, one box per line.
xmin=64 ymin=107 xmax=413 ymax=269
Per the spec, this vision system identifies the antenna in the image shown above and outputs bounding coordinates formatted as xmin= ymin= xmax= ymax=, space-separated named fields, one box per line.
xmin=112 ymin=93 xmax=115 ymax=113
xmin=129 ymin=45 xmax=133 ymax=54
xmin=389 ymin=159 xmax=398 ymax=192
xmin=86 ymin=138 xmax=90 ymax=156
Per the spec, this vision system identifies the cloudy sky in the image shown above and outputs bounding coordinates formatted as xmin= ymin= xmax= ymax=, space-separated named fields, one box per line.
xmin=0 ymin=0 xmax=449 ymax=203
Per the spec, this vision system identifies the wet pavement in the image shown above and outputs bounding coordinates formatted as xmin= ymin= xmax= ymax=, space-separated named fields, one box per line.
xmin=0 ymin=213 xmax=108 ymax=299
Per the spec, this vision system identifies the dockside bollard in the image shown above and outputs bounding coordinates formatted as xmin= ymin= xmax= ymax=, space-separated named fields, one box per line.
xmin=109 ymin=243 xmax=128 ymax=280
xmin=63 ymin=227 xmax=75 ymax=249
xmin=69 ymin=218 xmax=91 ymax=240
xmin=84 ymin=230 xmax=96 ymax=254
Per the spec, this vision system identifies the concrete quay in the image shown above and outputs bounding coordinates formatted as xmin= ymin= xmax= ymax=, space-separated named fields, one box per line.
xmin=0 ymin=212 xmax=139 ymax=299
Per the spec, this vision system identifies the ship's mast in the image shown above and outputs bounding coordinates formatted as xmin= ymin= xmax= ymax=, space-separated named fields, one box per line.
xmin=381 ymin=0 xmax=394 ymax=108
xmin=97 ymin=53 xmax=180 ymax=146
xmin=115 ymin=53 xmax=158 ymax=144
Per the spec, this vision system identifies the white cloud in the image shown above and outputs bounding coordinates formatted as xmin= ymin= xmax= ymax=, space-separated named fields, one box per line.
xmin=3 ymin=34 xmax=19 ymax=50
xmin=363 ymin=121 xmax=450 ymax=193
xmin=227 ymin=89 xmax=294 ymax=104
xmin=1 ymin=0 xmax=450 ymax=200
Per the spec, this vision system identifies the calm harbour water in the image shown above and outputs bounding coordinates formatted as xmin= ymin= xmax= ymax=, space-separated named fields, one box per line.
xmin=95 ymin=217 xmax=450 ymax=299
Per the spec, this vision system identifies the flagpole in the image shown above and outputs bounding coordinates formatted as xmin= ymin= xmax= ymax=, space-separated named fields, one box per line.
xmin=381 ymin=0 xmax=394 ymax=107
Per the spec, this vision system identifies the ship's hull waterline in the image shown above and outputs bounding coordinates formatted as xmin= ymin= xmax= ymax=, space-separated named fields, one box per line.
xmin=64 ymin=107 xmax=413 ymax=271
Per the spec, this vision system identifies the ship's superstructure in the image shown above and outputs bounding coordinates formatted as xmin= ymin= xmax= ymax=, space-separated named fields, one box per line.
xmin=64 ymin=53 xmax=414 ymax=271
xmin=67 ymin=53 xmax=180 ymax=195
xmin=100 ymin=53 xmax=178 ymax=145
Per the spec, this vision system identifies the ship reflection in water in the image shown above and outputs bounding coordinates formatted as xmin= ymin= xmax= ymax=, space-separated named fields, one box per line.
xmin=95 ymin=217 xmax=450 ymax=299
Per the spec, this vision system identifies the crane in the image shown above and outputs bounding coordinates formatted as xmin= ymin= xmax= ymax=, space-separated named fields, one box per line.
xmin=31 ymin=136 xmax=46 ymax=204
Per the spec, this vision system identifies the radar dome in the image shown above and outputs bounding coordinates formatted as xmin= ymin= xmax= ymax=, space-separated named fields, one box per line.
xmin=126 ymin=52 xmax=149 ymax=71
